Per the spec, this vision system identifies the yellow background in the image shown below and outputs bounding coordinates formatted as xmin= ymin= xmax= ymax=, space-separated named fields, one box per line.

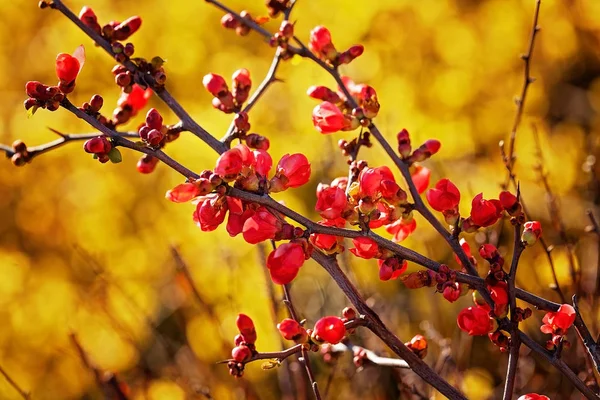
xmin=1 ymin=0 xmax=599 ymax=399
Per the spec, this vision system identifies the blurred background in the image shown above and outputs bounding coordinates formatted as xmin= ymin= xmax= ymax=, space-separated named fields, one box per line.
xmin=1 ymin=0 xmax=600 ymax=399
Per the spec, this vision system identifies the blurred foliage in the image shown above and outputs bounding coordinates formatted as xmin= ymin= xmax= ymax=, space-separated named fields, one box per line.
xmin=1 ymin=0 xmax=600 ymax=399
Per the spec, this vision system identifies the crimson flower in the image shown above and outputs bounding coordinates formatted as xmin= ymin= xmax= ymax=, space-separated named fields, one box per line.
xmin=442 ymin=282 xmax=461 ymax=303
xmin=253 ymin=149 xmax=272 ymax=176
xmin=411 ymin=165 xmax=430 ymax=194
xmin=267 ymin=242 xmax=306 ymax=285
xmin=457 ymin=306 xmax=493 ymax=336
xmin=193 ymin=195 xmax=227 ymax=231
xmin=276 ymin=153 xmax=311 ymax=188
xmin=165 ymin=183 xmax=200 ymax=203
xmin=349 ymin=237 xmax=380 ymax=259
xmin=378 ymin=257 xmax=408 ymax=281
xmin=313 ymin=316 xmax=346 ymax=344
xmin=358 ymin=166 xmax=395 ymax=198
xmin=385 ymin=218 xmax=417 ymax=243
xmin=226 ymin=198 xmax=254 ymax=237
xmin=489 ymin=282 xmax=509 ymax=317
xmin=312 ymin=102 xmax=348 ymax=134
xmin=242 ymin=207 xmax=281 ymax=244
xmin=315 ymin=185 xmax=347 ymax=220
xmin=540 ymin=304 xmax=576 ymax=335
xmin=118 ymin=84 xmax=153 ymax=115
xmin=426 ymin=179 xmax=460 ymax=212
xmin=236 ymin=313 xmax=257 ymax=344
xmin=277 ymin=318 xmax=307 ymax=342
xmin=517 ymin=394 xmax=550 ymax=400
xmin=56 ymin=45 xmax=85 ymax=84
xmin=522 ymin=221 xmax=542 ymax=246
xmin=203 ymin=73 xmax=228 ymax=96
xmin=309 ymin=26 xmax=334 ymax=55
xmin=470 ymin=193 xmax=502 ymax=227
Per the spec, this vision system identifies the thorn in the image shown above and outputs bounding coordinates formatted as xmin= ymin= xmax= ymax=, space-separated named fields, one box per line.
xmin=47 ymin=127 xmax=67 ymax=138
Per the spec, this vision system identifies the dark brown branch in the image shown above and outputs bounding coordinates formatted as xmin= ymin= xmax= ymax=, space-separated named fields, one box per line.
xmin=0 ymin=364 xmax=31 ymax=400
xmin=503 ymin=221 xmax=526 ymax=400
xmin=519 ymin=332 xmax=599 ymax=400
xmin=573 ymin=295 xmax=600 ymax=376
xmin=503 ymin=0 xmax=541 ymax=175
xmin=311 ymin=251 xmax=467 ymax=400
xmin=51 ymin=0 xmax=227 ymax=155
xmin=69 ymin=333 xmax=129 ymax=400
xmin=1 ymin=130 xmax=138 ymax=160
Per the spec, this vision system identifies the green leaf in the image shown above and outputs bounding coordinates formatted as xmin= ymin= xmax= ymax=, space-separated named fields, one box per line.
xmin=107 ymin=147 xmax=122 ymax=164
xmin=151 ymin=56 xmax=166 ymax=70
xmin=261 ymin=359 xmax=281 ymax=370
xmin=27 ymin=106 xmax=39 ymax=118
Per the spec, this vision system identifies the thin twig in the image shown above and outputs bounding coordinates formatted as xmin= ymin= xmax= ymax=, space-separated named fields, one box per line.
xmin=1 ymin=130 xmax=138 ymax=159
xmin=573 ymin=295 xmax=600 ymax=376
xmin=329 ymin=342 xmax=410 ymax=369
xmin=69 ymin=333 xmax=129 ymax=400
xmin=503 ymin=218 xmax=526 ymax=400
xmin=0 ymin=364 xmax=31 ymax=400
xmin=519 ymin=331 xmax=599 ymax=400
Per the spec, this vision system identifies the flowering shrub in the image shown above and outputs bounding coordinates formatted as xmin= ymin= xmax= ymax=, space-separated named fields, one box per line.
xmin=3 ymin=0 xmax=600 ymax=399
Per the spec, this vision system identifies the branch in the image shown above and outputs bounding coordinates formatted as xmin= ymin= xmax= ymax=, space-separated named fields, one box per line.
xmin=329 ymin=342 xmax=410 ymax=369
xmin=0 ymin=364 xmax=31 ymax=400
xmin=519 ymin=331 xmax=600 ymax=400
xmin=311 ymin=251 xmax=467 ymax=400
xmin=69 ymin=333 xmax=129 ymax=400
xmin=503 ymin=221 xmax=526 ymax=400
xmin=503 ymin=0 xmax=542 ymax=175
xmin=573 ymin=295 xmax=600 ymax=376
xmin=1 ymin=130 xmax=138 ymax=160
xmin=51 ymin=0 xmax=227 ymax=155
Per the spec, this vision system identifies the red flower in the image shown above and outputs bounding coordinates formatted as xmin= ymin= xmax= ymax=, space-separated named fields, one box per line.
xmin=165 ymin=183 xmax=200 ymax=203
xmin=136 ymin=155 xmax=158 ymax=174
xmin=457 ymin=306 xmax=493 ymax=336
xmin=312 ymin=102 xmax=348 ymax=134
xmin=313 ymin=316 xmax=346 ymax=344
xmin=309 ymin=26 xmax=334 ymax=54
xmin=83 ymin=136 xmax=111 ymax=154
xmin=193 ymin=195 xmax=227 ymax=231
xmin=316 ymin=185 xmax=347 ymax=220
xmin=411 ymin=165 xmax=431 ymax=194
xmin=540 ymin=304 xmax=576 ymax=335
xmin=378 ymin=257 xmax=408 ymax=281
xmin=276 ymin=153 xmax=311 ymax=188
xmin=489 ymin=282 xmax=509 ymax=317
xmin=226 ymin=198 xmax=254 ymax=237
xmin=307 ymin=85 xmax=340 ymax=103
xmin=118 ymin=84 xmax=153 ymax=115
xmin=349 ymin=237 xmax=380 ymax=259
xmin=522 ymin=221 xmax=542 ymax=246
xmin=470 ymin=193 xmax=502 ymax=227
xmin=499 ymin=190 xmax=518 ymax=211
xmin=277 ymin=318 xmax=307 ymax=342
xmin=267 ymin=242 xmax=306 ymax=285
xmin=56 ymin=45 xmax=85 ymax=85
xmin=385 ymin=218 xmax=417 ymax=243
xmin=454 ymin=238 xmax=472 ymax=267
xmin=214 ymin=144 xmax=254 ymax=179
xmin=358 ymin=166 xmax=395 ymax=198
xmin=310 ymin=219 xmax=345 ymax=254
xmin=242 ymin=207 xmax=281 ymax=244
xmin=203 ymin=73 xmax=228 ymax=96
xmin=253 ymin=149 xmax=272 ymax=176
xmin=112 ymin=16 xmax=142 ymax=41
xmin=236 ymin=313 xmax=257 ymax=344
xmin=426 ymin=179 xmax=460 ymax=212
xmin=517 ymin=394 xmax=550 ymax=400
xmin=231 ymin=345 xmax=252 ymax=362
xmin=442 ymin=282 xmax=461 ymax=303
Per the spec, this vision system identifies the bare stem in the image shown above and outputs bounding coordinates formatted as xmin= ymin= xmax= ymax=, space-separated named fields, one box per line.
xmin=0 ymin=364 xmax=31 ymax=400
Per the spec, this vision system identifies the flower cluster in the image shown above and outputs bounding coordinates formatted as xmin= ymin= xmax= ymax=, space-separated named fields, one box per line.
xmin=310 ymin=76 xmax=379 ymax=134
xmin=203 ymin=69 xmax=252 ymax=114
xmin=540 ymin=304 xmax=576 ymax=350
xmin=228 ymin=314 xmax=258 ymax=377
xmin=308 ymin=26 xmax=364 ymax=67
xmin=24 ymin=46 xmax=84 ymax=113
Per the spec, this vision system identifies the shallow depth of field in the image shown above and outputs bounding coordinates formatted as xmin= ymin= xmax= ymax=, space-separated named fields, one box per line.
xmin=1 ymin=0 xmax=600 ymax=399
